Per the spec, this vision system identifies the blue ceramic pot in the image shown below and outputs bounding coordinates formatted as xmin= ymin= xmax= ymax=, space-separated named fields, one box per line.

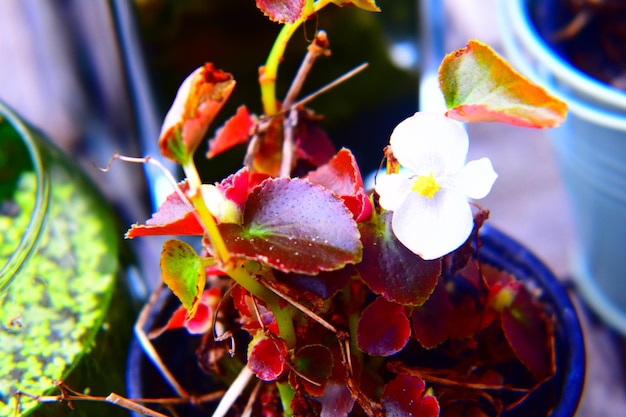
xmin=479 ymin=224 xmax=584 ymax=417
xmin=499 ymin=0 xmax=626 ymax=335
xmin=126 ymin=224 xmax=585 ymax=416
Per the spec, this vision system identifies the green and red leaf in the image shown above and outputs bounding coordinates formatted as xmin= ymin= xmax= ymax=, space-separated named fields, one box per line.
xmin=160 ymin=239 xmax=206 ymax=320
xmin=357 ymin=297 xmax=411 ymax=356
xmin=159 ymin=63 xmax=235 ymax=164
xmin=439 ymin=39 xmax=567 ymax=128
xmin=356 ymin=211 xmax=441 ymax=306
xmin=218 ymin=177 xmax=362 ymax=274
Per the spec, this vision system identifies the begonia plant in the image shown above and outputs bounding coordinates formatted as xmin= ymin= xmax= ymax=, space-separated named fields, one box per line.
xmin=111 ymin=1 xmax=567 ymax=416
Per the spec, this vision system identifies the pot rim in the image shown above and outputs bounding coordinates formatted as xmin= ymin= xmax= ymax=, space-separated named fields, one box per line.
xmin=498 ymin=0 xmax=626 ymax=131
xmin=127 ymin=223 xmax=586 ymax=417
xmin=479 ymin=223 xmax=585 ymax=417
xmin=0 ymin=101 xmax=49 ymax=293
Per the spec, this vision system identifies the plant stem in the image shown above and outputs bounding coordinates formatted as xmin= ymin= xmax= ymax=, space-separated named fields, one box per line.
xmin=259 ymin=0 xmax=334 ymax=116
xmin=276 ymin=381 xmax=295 ymax=417
xmin=182 ymin=159 xmax=231 ymax=264
xmin=228 ymin=267 xmax=297 ymax=348
xmin=182 ymin=159 xmax=297 ymax=348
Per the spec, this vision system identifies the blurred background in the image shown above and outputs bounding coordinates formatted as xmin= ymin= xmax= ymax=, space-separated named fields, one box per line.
xmin=0 ymin=0 xmax=624 ymax=415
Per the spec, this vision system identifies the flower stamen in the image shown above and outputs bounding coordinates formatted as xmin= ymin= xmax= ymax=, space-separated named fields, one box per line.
xmin=411 ymin=173 xmax=440 ymax=199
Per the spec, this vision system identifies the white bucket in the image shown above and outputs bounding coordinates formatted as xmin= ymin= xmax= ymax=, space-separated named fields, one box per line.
xmin=498 ymin=0 xmax=626 ymax=334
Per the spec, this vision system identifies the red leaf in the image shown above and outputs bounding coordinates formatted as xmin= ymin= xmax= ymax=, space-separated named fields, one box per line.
xmin=275 ymin=267 xmax=353 ymax=300
xmin=295 ymin=116 xmax=336 ymax=168
xmin=501 ymin=283 xmax=554 ymax=380
xmin=255 ymin=0 xmax=306 ymax=24
xmin=289 ymin=345 xmax=333 ymax=396
xmin=217 ymin=167 xmax=269 ymax=208
xmin=149 ymin=288 xmax=221 ymax=337
xmin=381 ymin=374 xmax=440 ymax=417
xmin=357 ymin=297 xmax=411 ymax=356
xmin=411 ymin=277 xmax=454 ymax=349
xmin=125 ymin=181 xmax=204 ymax=238
xmin=207 ymin=105 xmax=254 ymax=159
xmin=307 ymin=148 xmax=373 ymax=221
xmin=248 ymin=335 xmax=288 ymax=381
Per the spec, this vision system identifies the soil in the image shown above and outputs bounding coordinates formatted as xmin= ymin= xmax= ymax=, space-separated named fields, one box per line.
xmin=547 ymin=0 xmax=626 ymax=91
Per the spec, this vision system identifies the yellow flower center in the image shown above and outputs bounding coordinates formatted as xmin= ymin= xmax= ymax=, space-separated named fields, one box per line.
xmin=411 ymin=173 xmax=440 ymax=199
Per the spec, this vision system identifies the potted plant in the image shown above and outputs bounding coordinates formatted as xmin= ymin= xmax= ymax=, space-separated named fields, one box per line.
xmin=498 ymin=0 xmax=626 ymax=334
xmin=16 ymin=1 xmax=583 ymax=416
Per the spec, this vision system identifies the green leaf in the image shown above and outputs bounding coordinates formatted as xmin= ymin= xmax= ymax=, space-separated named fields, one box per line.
xmin=439 ymin=39 xmax=567 ymax=128
xmin=219 ymin=178 xmax=362 ymax=274
xmin=160 ymin=239 xmax=206 ymax=319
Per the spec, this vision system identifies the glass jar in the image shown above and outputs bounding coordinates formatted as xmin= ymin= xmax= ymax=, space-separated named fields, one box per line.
xmin=0 ymin=101 xmax=134 ymax=416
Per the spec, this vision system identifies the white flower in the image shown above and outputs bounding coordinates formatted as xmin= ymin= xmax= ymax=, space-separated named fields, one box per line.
xmin=375 ymin=112 xmax=498 ymax=260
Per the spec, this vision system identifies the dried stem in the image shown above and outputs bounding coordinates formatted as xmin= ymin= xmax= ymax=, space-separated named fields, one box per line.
xmin=14 ymin=380 xmax=225 ymax=417
xmin=134 ymin=283 xmax=189 ymax=398
xmin=211 ymin=366 xmax=255 ymax=417
xmin=279 ymin=30 xmax=330 ymax=178
xmin=259 ymin=276 xmax=338 ymax=333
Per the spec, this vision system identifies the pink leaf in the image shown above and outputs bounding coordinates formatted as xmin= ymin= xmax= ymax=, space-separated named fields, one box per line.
xmin=255 ymin=0 xmax=306 ymax=24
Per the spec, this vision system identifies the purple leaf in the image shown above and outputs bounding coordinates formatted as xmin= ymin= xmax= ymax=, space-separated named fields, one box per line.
xmin=381 ymin=374 xmax=440 ymax=417
xmin=356 ymin=212 xmax=441 ymax=306
xmin=219 ymin=178 xmax=362 ymax=274
xmin=357 ymin=297 xmax=410 ymax=356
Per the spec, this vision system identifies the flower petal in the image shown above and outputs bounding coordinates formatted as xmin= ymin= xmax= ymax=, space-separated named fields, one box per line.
xmin=375 ymin=173 xmax=413 ymax=212
xmin=453 ymin=157 xmax=498 ymax=199
xmin=389 ymin=112 xmax=469 ymax=176
xmin=391 ymin=190 xmax=474 ymax=260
